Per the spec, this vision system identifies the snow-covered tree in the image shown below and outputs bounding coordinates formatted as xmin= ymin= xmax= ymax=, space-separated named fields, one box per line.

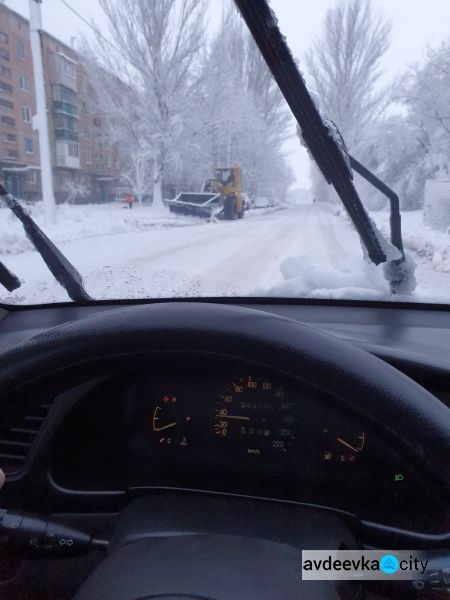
xmin=363 ymin=40 xmax=450 ymax=211
xmin=80 ymin=0 xmax=293 ymax=206
xmin=243 ymin=23 xmax=294 ymax=198
xmin=353 ymin=116 xmax=427 ymax=210
xmin=188 ymin=7 xmax=293 ymax=201
xmin=81 ymin=0 xmax=206 ymax=211
xmin=305 ymin=0 xmax=391 ymax=204
xmin=400 ymin=42 xmax=450 ymax=182
xmin=62 ymin=180 xmax=89 ymax=205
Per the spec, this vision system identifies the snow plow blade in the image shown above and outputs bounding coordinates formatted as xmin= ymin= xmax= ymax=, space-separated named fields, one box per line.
xmin=167 ymin=192 xmax=221 ymax=218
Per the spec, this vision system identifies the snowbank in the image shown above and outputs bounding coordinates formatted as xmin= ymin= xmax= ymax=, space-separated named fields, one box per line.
xmin=0 ymin=202 xmax=202 ymax=256
xmin=263 ymin=253 xmax=389 ymax=300
xmin=264 ymin=206 xmax=450 ymax=302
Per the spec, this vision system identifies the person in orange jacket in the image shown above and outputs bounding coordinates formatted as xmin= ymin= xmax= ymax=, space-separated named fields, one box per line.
xmin=124 ymin=193 xmax=134 ymax=209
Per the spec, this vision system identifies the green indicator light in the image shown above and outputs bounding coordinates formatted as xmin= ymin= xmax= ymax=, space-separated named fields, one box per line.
xmin=394 ymin=473 xmax=404 ymax=481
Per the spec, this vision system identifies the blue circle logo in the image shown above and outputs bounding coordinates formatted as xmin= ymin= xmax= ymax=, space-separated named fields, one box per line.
xmin=380 ymin=554 xmax=399 ymax=574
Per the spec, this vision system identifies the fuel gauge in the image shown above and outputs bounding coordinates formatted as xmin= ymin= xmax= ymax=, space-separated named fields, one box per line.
xmin=322 ymin=428 xmax=365 ymax=463
xmin=336 ymin=432 xmax=365 ymax=455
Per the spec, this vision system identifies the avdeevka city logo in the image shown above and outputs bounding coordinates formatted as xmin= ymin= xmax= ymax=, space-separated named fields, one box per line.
xmin=301 ymin=550 xmax=430 ymax=580
xmin=380 ymin=554 xmax=399 ymax=574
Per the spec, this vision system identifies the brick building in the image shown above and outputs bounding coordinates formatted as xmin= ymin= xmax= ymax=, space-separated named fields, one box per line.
xmin=0 ymin=2 xmax=118 ymax=203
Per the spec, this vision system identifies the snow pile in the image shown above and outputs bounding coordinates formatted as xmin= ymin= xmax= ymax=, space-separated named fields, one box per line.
xmin=0 ymin=202 xmax=201 ymax=256
xmin=264 ymin=253 xmax=389 ymax=300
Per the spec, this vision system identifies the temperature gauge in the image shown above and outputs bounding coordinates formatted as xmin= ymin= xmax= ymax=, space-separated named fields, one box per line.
xmin=151 ymin=394 xmax=192 ymax=447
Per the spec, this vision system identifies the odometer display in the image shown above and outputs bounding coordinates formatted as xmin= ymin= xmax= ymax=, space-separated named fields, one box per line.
xmin=213 ymin=376 xmax=296 ymax=457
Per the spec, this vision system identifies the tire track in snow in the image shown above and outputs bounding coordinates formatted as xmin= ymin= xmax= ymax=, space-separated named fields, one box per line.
xmin=196 ymin=205 xmax=322 ymax=295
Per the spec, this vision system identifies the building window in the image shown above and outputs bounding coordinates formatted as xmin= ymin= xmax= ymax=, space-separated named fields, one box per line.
xmin=26 ymin=171 xmax=37 ymax=184
xmin=17 ymin=40 xmax=25 ymax=61
xmin=93 ymin=117 xmax=101 ymax=127
xmin=1 ymin=115 xmax=15 ymax=127
xmin=21 ymin=106 xmax=32 ymax=123
xmin=19 ymin=74 xmax=29 ymax=92
xmin=68 ymin=142 xmax=79 ymax=157
xmin=0 ymin=65 xmax=11 ymax=78
xmin=4 ymin=150 xmax=19 ymax=160
xmin=3 ymin=133 xmax=16 ymax=143
xmin=0 ymin=49 xmax=9 ymax=61
xmin=0 ymin=32 xmax=8 ymax=44
xmin=85 ymin=151 xmax=92 ymax=164
xmin=0 ymin=81 xmax=12 ymax=94
xmin=0 ymin=98 xmax=13 ymax=110
xmin=24 ymin=137 xmax=33 ymax=154
xmin=64 ymin=60 xmax=76 ymax=79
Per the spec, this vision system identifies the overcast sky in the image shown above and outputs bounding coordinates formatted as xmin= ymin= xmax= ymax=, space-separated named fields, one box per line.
xmin=7 ymin=0 xmax=450 ymax=188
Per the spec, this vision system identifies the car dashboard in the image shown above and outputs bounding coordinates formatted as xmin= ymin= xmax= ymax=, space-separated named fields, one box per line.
xmin=0 ymin=357 xmax=429 ymax=531
xmin=0 ymin=300 xmax=449 ymax=600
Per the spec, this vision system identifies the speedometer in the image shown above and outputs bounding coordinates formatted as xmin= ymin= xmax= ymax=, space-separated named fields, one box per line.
xmin=213 ymin=375 xmax=296 ymax=457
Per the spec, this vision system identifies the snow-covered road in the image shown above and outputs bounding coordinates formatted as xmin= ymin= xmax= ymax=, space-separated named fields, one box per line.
xmin=1 ymin=202 xmax=449 ymax=304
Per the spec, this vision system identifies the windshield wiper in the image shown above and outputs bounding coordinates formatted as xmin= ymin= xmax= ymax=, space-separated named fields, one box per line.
xmin=0 ymin=260 xmax=21 ymax=293
xmin=234 ymin=0 xmax=414 ymax=294
xmin=0 ymin=185 xmax=91 ymax=302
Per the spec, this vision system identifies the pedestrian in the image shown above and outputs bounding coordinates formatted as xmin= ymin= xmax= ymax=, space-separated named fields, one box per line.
xmin=124 ymin=193 xmax=134 ymax=209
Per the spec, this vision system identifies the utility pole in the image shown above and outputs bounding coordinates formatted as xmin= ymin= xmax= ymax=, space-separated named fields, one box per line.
xmin=29 ymin=0 xmax=56 ymax=223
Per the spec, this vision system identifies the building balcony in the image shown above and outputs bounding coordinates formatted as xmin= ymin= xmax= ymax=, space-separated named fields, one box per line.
xmin=56 ymin=154 xmax=80 ymax=169
xmin=53 ymin=101 xmax=78 ymax=117
xmin=54 ymin=128 xmax=79 ymax=142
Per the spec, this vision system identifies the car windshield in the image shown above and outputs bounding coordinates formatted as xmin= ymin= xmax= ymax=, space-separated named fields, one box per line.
xmin=1 ymin=0 xmax=450 ymax=306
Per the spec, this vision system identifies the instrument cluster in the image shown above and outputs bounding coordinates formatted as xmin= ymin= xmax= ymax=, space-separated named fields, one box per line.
xmin=50 ymin=362 xmax=433 ymax=529
xmin=147 ymin=373 xmax=367 ymax=466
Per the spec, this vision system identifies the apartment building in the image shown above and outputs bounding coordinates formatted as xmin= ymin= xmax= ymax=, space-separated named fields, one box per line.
xmin=0 ymin=2 xmax=118 ymax=203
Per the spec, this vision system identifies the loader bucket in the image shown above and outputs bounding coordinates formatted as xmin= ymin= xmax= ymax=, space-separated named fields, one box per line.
xmin=167 ymin=192 xmax=221 ymax=218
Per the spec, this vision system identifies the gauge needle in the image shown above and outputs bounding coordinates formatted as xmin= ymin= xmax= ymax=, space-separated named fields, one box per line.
xmin=217 ymin=415 xmax=250 ymax=421
xmin=336 ymin=437 xmax=360 ymax=453
xmin=154 ymin=421 xmax=177 ymax=432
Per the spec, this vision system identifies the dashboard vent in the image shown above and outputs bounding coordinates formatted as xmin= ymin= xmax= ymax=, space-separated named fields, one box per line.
xmin=0 ymin=401 xmax=53 ymax=475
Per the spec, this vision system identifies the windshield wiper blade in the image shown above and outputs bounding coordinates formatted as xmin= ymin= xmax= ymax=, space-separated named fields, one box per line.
xmin=0 ymin=260 xmax=21 ymax=292
xmin=0 ymin=186 xmax=91 ymax=302
xmin=234 ymin=0 xmax=402 ymax=269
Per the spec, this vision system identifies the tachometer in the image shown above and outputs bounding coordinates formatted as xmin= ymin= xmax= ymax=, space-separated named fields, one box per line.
xmin=213 ymin=376 xmax=296 ymax=457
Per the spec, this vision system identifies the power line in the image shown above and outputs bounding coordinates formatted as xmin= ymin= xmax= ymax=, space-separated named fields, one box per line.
xmin=56 ymin=0 xmax=123 ymax=58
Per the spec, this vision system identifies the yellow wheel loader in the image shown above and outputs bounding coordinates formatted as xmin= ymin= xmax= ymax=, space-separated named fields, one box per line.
xmin=167 ymin=166 xmax=245 ymax=220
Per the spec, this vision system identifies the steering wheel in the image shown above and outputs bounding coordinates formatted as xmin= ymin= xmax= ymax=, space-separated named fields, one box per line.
xmin=0 ymin=303 xmax=448 ymax=599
